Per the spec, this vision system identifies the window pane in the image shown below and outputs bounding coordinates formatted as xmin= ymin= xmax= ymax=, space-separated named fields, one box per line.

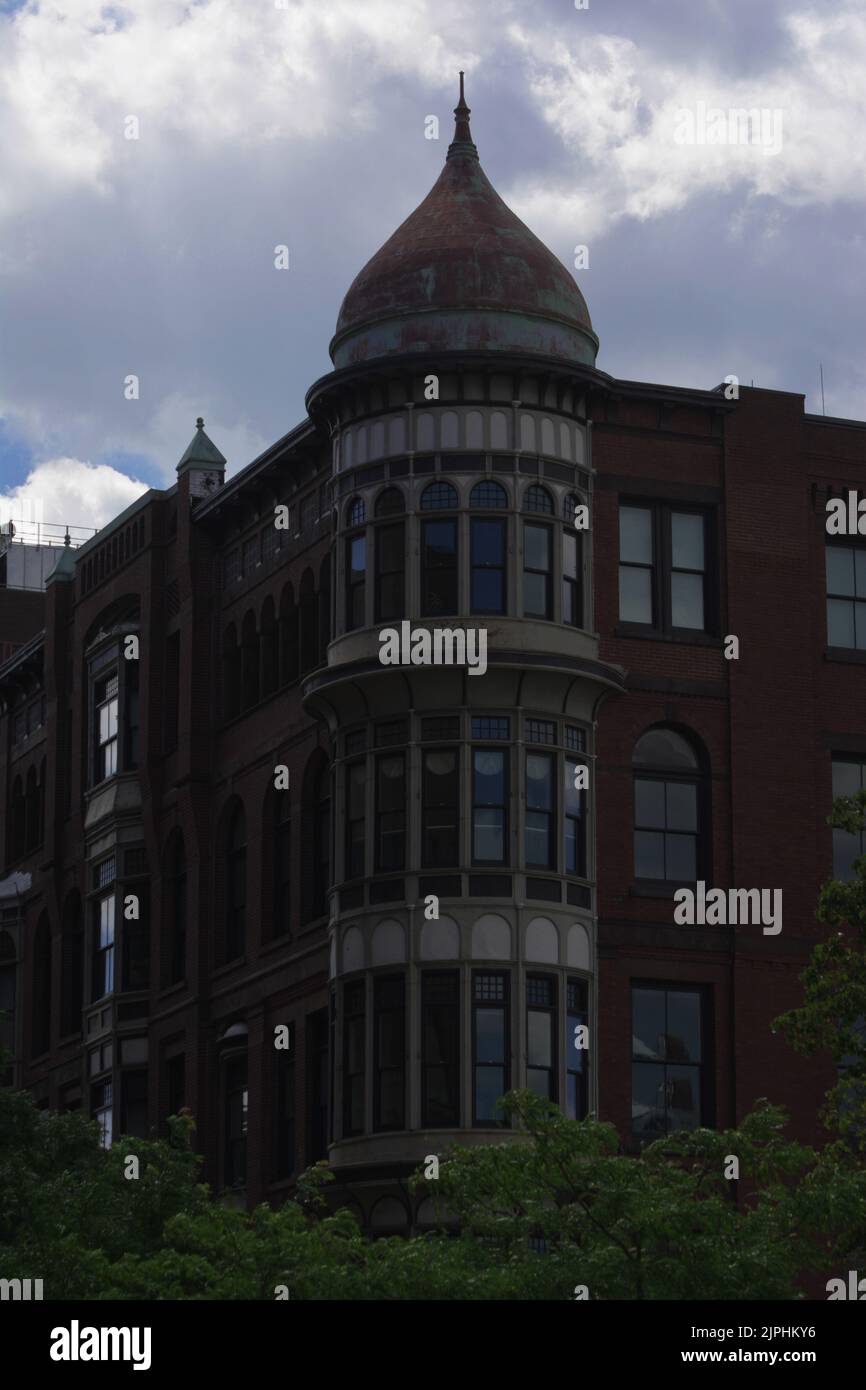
xmin=424 ymin=519 xmax=456 ymax=566
xmin=856 ymin=550 xmax=866 ymax=598
xmin=634 ymin=778 xmax=665 ymax=828
xmin=634 ymin=987 xmax=670 ymax=1064
xmin=634 ymin=728 xmax=698 ymax=770
xmin=671 ymin=571 xmax=704 ymax=629
xmin=475 ymin=1067 xmax=505 ymax=1121
xmin=526 ymin=755 xmax=552 ymax=810
xmin=856 ymin=603 xmax=866 ymax=650
xmin=528 ymin=1010 xmax=552 ymax=1067
xmin=665 ymin=782 xmax=697 ymax=832
xmin=634 ymin=829 xmax=665 ymax=878
xmin=523 ymin=572 xmax=549 ymax=617
xmin=667 ymin=1064 xmax=700 ymax=1131
xmin=667 ymin=991 xmax=702 ymax=1062
xmin=632 ymin=1062 xmax=666 ymax=1137
xmin=620 ymin=506 xmax=652 ymax=563
xmin=671 ymin=513 xmax=704 ymax=570
xmin=471 ymin=519 xmax=504 ymax=565
xmin=828 ymin=598 xmax=855 ymax=647
xmin=472 ymin=571 xmax=505 ymax=612
xmin=524 ymin=524 xmax=550 ymax=570
xmin=833 ymin=827 xmax=860 ymax=880
xmin=475 ymin=1008 xmax=505 ymax=1063
xmin=833 ymin=760 xmax=863 ymax=797
xmin=827 ymin=546 xmax=855 ymax=595
xmin=619 ymin=566 xmax=652 ymax=623
xmin=474 ymin=749 xmax=505 ymax=801
xmin=666 ymin=832 xmax=697 ymax=880
xmin=474 ymin=808 xmax=504 ymax=861
xmin=563 ymin=532 xmax=578 ymax=578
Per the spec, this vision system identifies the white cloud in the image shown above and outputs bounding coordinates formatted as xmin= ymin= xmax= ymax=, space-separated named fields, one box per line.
xmin=0 ymin=458 xmax=149 ymax=536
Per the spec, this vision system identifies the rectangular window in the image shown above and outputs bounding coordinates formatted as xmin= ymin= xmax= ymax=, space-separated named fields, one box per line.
xmin=619 ymin=502 xmax=710 ymax=634
xmin=224 ymin=1057 xmax=248 ymax=1187
xmin=93 ymin=893 xmax=115 ymax=999
xmin=473 ymin=972 xmax=509 ymax=1125
xmin=95 ymin=672 xmax=119 ymax=782
xmin=375 ymin=719 xmax=408 ymax=748
xmin=376 ymin=753 xmax=406 ymax=871
xmin=472 ymin=748 xmax=508 ymax=866
xmin=92 ymin=1079 xmax=113 ymax=1149
xmin=422 ymin=748 xmax=460 ymax=868
xmin=526 ymin=975 xmax=556 ymax=1100
xmin=631 ymin=985 xmax=706 ymax=1139
xmin=523 ymin=522 xmax=552 ymax=619
xmin=421 ymin=518 xmax=458 ymax=616
xmin=122 ymin=885 xmax=150 ymax=991
xmin=375 ymin=522 xmax=404 ymax=622
xmin=342 ymin=980 xmax=366 ymax=1137
xmin=566 ymin=978 xmax=588 ymax=1120
xmin=422 ymin=971 xmax=460 ymax=1126
xmin=273 ymin=1058 xmax=295 ymax=1179
xmin=120 ymin=1070 xmax=148 ymax=1138
xmin=832 ymin=758 xmax=866 ymax=879
xmin=827 ymin=545 xmax=866 ymax=649
xmin=562 ymin=531 xmax=581 ymax=626
xmin=374 ymin=976 xmax=405 ymax=1131
xmin=422 ymin=715 xmax=461 ymax=741
xmin=470 ymin=517 xmax=506 ymax=614
xmin=471 ymin=716 xmax=509 ymax=740
xmin=525 ymin=752 xmax=554 ymax=869
xmin=346 ymin=534 xmax=366 ymax=631
xmin=565 ymin=759 xmax=586 ymax=876
xmin=526 ymin=718 xmax=555 ymax=745
xmin=634 ymin=776 xmax=698 ymax=880
xmin=345 ymin=760 xmax=366 ymax=879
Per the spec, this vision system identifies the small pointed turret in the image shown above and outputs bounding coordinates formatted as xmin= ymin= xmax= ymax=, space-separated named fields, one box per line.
xmin=447 ymin=70 xmax=478 ymax=162
xmin=177 ymin=416 xmax=227 ymax=500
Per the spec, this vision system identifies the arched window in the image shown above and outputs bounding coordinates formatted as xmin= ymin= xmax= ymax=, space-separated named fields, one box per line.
xmin=299 ymin=570 xmax=317 ymax=674
xmin=563 ymin=492 xmax=581 ymax=521
xmin=225 ymin=802 xmax=247 ymax=961
xmin=375 ymin=488 xmax=405 ymax=517
xmin=60 ymin=891 xmax=83 ymax=1036
xmin=260 ymin=596 xmax=277 ymax=699
xmin=241 ymin=610 xmax=259 ymax=711
xmin=0 ymin=931 xmax=17 ymax=1075
xmin=163 ymin=831 xmax=187 ymax=986
xmin=278 ymin=583 xmax=298 ymax=686
xmin=420 ymin=481 xmax=458 ymax=511
xmin=524 ymin=484 xmax=554 ymax=515
xmin=346 ymin=497 xmax=365 ymax=528
xmin=375 ymin=493 xmax=405 ymax=623
xmin=470 ymin=481 xmax=508 ymax=508
xmin=31 ymin=912 xmax=51 ymax=1057
xmin=633 ymin=727 xmax=705 ymax=882
xmin=223 ymin=624 xmax=240 ymax=721
xmin=346 ymin=519 xmax=366 ymax=633
xmin=562 ymin=496 xmax=583 ymax=628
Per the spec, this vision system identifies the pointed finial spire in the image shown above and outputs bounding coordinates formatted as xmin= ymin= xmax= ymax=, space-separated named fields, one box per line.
xmin=447 ymin=69 xmax=478 ymax=162
xmin=63 ymin=528 xmax=70 ymax=547
xmin=196 ymin=416 xmax=204 ymax=429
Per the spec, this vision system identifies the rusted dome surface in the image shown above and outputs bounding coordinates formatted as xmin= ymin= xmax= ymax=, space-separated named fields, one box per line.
xmin=331 ymin=79 xmax=598 ymax=370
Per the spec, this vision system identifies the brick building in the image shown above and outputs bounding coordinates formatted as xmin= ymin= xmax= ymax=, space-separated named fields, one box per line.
xmin=0 ymin=80 xmax=859 ymax=1231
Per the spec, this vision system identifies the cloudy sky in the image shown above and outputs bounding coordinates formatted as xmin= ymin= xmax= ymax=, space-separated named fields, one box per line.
xmin=1 ymin=0 xmax=864 ymax=535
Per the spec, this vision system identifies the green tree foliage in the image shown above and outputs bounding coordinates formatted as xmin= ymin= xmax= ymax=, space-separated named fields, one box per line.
xmin=2 ymin=1085 xmax=864 ymax=1300
xmin=774 ymin=787 xmax=866 ymax=1154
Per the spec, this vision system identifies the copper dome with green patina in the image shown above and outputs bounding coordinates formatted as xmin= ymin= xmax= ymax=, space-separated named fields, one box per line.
xmin=331 ymin=76 xmax=598 ymax=370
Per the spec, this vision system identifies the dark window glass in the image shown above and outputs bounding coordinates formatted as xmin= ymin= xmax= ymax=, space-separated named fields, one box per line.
xmin=224 ymin=1056 xmax=248 ymax=1188
xmin=375 ymin=522 xmax=404 ymax=621
xmin=566 ymin=978 xmax=588 ymax=1120
xmin=422 ymin=716 xmax=461 ymax=741
xmin=671 ymin=512 xmax=705 ymax=629
xmin=273 ymin=1058 xmax=296 ymax=1179
xmin=565 ymin=725 xmax=586 ymax=752
xmin=347 ymin=497 xmax=365 ymax=527
xmin=620 ymin=503 xmax=710 ymax=633
xmin=376 ymin=753 xmax=406 ymax=871
xmin=374 ymin=976 xmax=405 ymax=1130
xmin=832 ymin=758 xmax=866 ymax=879
xmin=526 ymin=718 xmax=555 ymax=745
xmin=827 ymin=545 xmax=866 ymax=649
xmin=633 ymin=729 xmax=702 ymax=882
xmin=473 ymin=972 xmax=509 ymax=1124
xmin=422 ymin=972 xmax=460 ymax=1126
xmin=525 ymin=752 xmax=554 ymax=869
xmin=632 ymin=986 xmax=705 ymax=1139
xmin=526 ymin=975 xmax=556 ymax=1100
xmin=619 ymin=505 xmax=653 ymax=623
xmin=95 ymin=671 xmax=119 ymax=782
xmin=346 ymin=534 xmax=366 ymax=631
xmin=470 ymin=480 xmax=508 ymax=508
xmin=121 ymin=1070 xmax=148 ymax=1138
xmin=375 ymin=719 xmax=408 ymax=748
xmin=470 ymin=517 xmax=506 ymax=614
xmin=375 ymin=487 xmax=405 ymax=517
xmin=523 ymin=522 xmax=552 ymax=619
xmin=345 ymin=760 xmax=366 ymax=879
xmin=93 ymin=894 xmax=115 ymax=999
xmin=471 ymin=716 xmax=509 ymax=740
xmin=343 ymin=980 xmax=366 ymax=1136
xmin=473 ymin=748 xmax=508 ymax=865
xmin=421 ymin=481 xmax=458 ymax=510
xmin=565 ymin=759 xmax=586 ymax=876
xmin=422 ymin=749 xmax=460 ymax=868
xmin=524 ymin=485 xmax=554 ymax=514
xmin=562 ymin=531 xmax=581 ymax=626
xmin=422 ymin=518 xmax=458 ymax=616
